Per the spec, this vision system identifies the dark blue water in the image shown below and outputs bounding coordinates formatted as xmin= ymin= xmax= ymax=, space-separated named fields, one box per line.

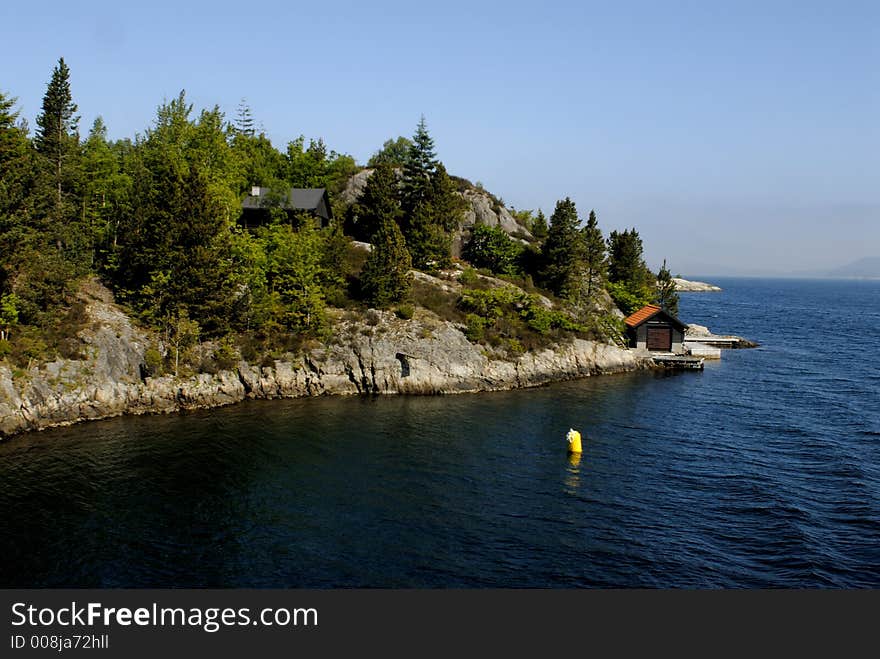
xmin=1 ymin=278 xmax=878 ymax=587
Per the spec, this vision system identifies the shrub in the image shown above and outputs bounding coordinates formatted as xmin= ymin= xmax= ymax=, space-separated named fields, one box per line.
xmin=395 ymin=304 xmax=415 ymax=320
xmin=459 ymin=267 xmax=478 ymax=286
xmin=214 ymin=338 xmax=239 ymax=371
xmin=464 ymin=314 xmax=486 ymax=342
xmin=143 ymin=348 xmax=164 ymax=377
xmin=462 ymin=224 xmax=524 ymax=275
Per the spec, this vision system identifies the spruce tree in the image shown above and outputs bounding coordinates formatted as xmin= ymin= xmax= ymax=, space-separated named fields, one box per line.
xmin=397 ymin=118 xmax=464 ymax=268
xmin=360 ymin=215 xmax=413 ymax=307
xmin=35 ymin=57 xmax=80 ymax=207
xmin=353 ymin=163 xmax=400 ymax=242
xmin=539 ymin=197 xmax=583 ymax=299
xmin=581 ymin=209 xmax=606 ymax=299
xmin=531 ymin=209 xmax=548 ymax=239
xmin=655 ymin=259 xmax=679 ymax=317
xmin=606 ymin=228 xmax=655 ymax=314
xmin=401 ymin=115 xmax=437 ymax=212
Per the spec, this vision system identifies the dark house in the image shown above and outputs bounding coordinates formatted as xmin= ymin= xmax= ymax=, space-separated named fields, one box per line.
xmin=624 ymin=304 xmax=687 ymax=353
xmin=239 ymin=186 xmax=333 ymax=228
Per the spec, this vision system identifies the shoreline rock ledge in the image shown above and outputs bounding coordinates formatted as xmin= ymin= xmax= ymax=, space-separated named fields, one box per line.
xmin=0 ymin=285 xmax=652 ymax=440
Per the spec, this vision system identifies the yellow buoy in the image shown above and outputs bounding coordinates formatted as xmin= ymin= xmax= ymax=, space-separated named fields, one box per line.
xmin=566 ymin=428 xmax=582 ymax=454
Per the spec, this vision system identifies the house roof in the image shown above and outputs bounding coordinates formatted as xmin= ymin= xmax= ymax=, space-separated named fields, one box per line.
xmin=624 ymin=304 xmax=687 ymax=331
xmin=241 ymin=186 xmax=332 ymax=220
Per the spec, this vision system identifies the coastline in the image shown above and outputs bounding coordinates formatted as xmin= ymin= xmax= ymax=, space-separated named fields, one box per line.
xmin=0 ymin=294 xmax=651 ymax=440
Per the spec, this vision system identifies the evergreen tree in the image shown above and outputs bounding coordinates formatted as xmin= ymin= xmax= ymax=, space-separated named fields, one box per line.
xmin=234 ymin=98 xmax=255 ymax=136
xmin=606 ymin=228 xmax=655 ymax=314
xmin=539 ymin=197 xmax=584 ymax=299
xmin=34 ymin=57 xmax=80 ymax=208
xmin=531 ymin=209 xmax=548 ymax=240
xmin=0 ymin=92 xmax=33 ymax=220
xmin=581 ymin=209 xmax=606 ymax=299
xmin=351 ymin=163 xmax=400 ymax=242
xmin=655 ymin=259 xmax=679 ymax=317
xmin=360 ymin=215 xmax=413 ymax=307
xmin=0 ymin=91 xmax=35 ymax=297
xmin=400 ymin=115 xmax=437 ymax=212
xmin=398 ymin=119 xmax=464 ymax=268
xmin=81 ymin=117 xmax=122 ymax=261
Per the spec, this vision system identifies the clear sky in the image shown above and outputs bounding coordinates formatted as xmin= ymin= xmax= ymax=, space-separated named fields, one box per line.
xmin=2 ymin=0 xmax=877 ymax=276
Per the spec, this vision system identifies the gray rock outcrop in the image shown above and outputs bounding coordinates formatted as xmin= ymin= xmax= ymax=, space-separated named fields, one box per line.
xmin=0 ymin=283 xmax=649 ymax=439
xmin=673 ymin=278 xmax=722 ymax=292
xmin=339 ymin=169 xmax=533 ymax=242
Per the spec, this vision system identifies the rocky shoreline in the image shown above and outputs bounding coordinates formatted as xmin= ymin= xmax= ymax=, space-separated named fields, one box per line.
xmin=0 ymin=286 xmax=650 ymax=439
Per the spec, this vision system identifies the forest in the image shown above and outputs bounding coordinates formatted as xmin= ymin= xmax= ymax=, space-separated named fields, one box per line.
xmin=0 ymin=58 xmax=679 ymax=375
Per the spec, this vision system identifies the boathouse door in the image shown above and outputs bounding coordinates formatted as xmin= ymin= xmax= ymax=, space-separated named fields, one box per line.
xmin=646 ymin=327 xmax=672 ymax=352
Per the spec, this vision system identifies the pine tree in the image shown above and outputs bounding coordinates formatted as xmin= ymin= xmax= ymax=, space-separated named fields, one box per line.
xmin=539 ymin=197 xmax=584 ymax=299
xmin=581 ymin=209 xmax=606 ymax=299
xmin=655 ymin=259 xmax=679 ymax=317
xmin=34 ymin=57 xmax=80 ymax=207
xmin=360 ymin=215 xmax=413 ymax=308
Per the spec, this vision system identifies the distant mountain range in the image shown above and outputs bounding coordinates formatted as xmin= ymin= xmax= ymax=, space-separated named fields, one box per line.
xmin=826 ymin=257 xmax=880 ymax=279
xmin=675 ymin=256 xmax=880 ymax=280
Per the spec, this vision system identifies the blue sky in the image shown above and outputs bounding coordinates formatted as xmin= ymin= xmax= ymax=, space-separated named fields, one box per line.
xmin=2 ymin=0 xmax=877 ymax=275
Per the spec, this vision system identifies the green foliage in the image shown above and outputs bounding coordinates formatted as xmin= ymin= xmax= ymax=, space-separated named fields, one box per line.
xmin=0 ymin=74 xmax=673 ymax=370
xmin=606 ymin=228 xmax=655 ymax=314
xmin=655 ymin=259 xmax=680 ymax=317
xmin=399 ymin=119 xmax=465 ymax=268
xmin=367 ymin=136 xmax=412 ymax=168
xmin=143 ymin=347 xmax=164 ymax=377
xmin=286 ymin=136 xmax=358 ymax=197
xmin=360 ymin=215 xmax=413 ymax=308
xmin=458 ymin=286 xmax=587 ymax=345
xmin=606 ymin=281 xmax=653 ymax=316
xmin=234 ymin=99 xmax=256 ymax=137
xmin=34 ymin=57 xmax=80 ymax=210
xmin=459 ymin=267 xmax=478 ymax=286
xmin=581 ymin=209 xmax=606 ymax=300
xmin=394 ymin=304 xmax=414 ymax=320
xmin=464 ymin=313 xmax=486 ymax=341
xmin=538 ymin=197 xmax=584 ymax=299
xmin=463 ymin=224 xmax=524 ymax=275
xmin=166 ymin=309 xmax=200 ymax=377
xmin=213 ymin=336 xmax=239 ymax=371
xmin=260 ymin=223 xmax=328 ymax=331
xmin=348 ymin=163 xmax=400 ymax=242
xmin=530 ymin=209 xmax=548 ymax=239
xmin=0 ymin=292 xmax=20 ymax=339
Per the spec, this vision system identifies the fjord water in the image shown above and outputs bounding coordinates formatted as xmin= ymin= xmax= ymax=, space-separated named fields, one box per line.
xmin=1 ymin=279 xmax=878 ymax=587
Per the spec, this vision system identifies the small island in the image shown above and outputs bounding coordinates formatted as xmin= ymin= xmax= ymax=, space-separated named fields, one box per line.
xmin=0 ymin=60 xmax=752 ymax=438
xmin=672 ymin=277 xmax=722 ymax=292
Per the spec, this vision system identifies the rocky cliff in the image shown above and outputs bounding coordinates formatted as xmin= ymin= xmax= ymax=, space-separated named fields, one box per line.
xmin=0 ymin=282 xmax=649 ymax=439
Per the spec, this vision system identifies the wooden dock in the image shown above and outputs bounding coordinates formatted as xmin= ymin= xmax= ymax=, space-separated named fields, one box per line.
xmin=651 ymin=354 xmax=705 ymax=370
